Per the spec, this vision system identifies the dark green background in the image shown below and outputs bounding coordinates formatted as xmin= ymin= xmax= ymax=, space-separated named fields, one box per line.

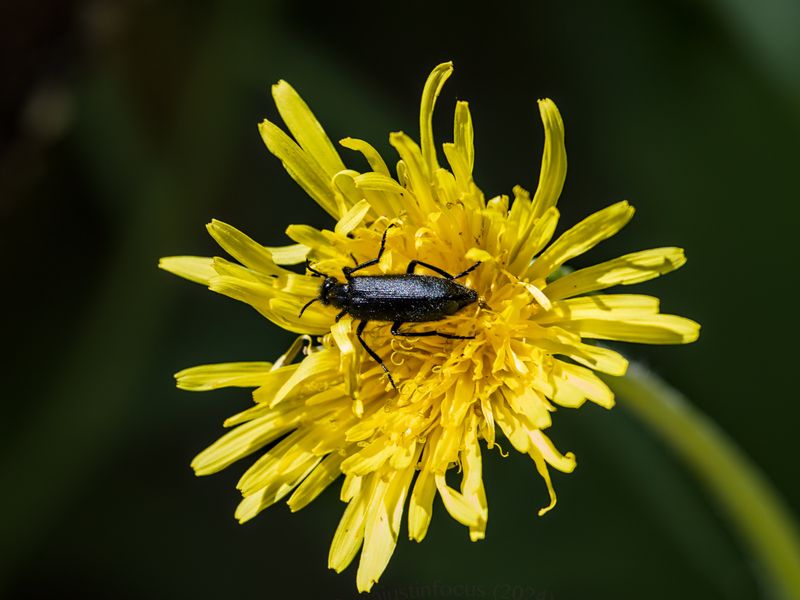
xmin=2 ymin=1 xmax=798 ymax=598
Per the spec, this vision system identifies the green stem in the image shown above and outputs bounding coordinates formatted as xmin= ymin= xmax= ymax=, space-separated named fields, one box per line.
xmin=605 ymin=364 xmax=800 ymax=600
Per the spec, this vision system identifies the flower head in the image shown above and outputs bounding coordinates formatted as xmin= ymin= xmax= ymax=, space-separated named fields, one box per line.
xmin=160 ymin=62 xmax=699 ymax=592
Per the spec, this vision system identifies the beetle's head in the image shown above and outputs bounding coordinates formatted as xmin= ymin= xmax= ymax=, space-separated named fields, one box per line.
xmin=300 ymin=276 xmax=347 ymax=318
xmin=319 ymin=277 xmax=337 ymax=305
xmin=319 ymin=277 xmax=349 ymax=308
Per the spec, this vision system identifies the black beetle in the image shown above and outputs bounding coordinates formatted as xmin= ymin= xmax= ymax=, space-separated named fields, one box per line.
xmin=299 ymin=224 xmax=481 ymax=389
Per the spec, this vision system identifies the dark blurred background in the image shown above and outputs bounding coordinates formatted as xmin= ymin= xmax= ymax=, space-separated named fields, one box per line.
xmin=2 ymin=1 xmax=799 ymax=598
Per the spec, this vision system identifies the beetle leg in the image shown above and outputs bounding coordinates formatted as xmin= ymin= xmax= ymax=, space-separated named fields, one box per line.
xmin=305 ymin=259 xmax=329 ymax=278
xmin=405 ymin=260 xmax=482 ymax=280
xmin=356 ymin=320 xmax=397 ymax=390
xmin=335 ymin=309 xmax=348 ymax=322
xmin=405 ymin=260 xmax=455 ymax=279
xmin=391 ymin=321 xmax=475 ymax=340
xmin=452 ymin=261 xmax=482 ymax=280
xmin=342 ymin=224 xmax=396 ymax=279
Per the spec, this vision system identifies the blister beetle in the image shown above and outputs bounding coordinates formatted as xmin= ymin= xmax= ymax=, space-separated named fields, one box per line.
xmin=299 ymin=224 xmax=481 ymax=389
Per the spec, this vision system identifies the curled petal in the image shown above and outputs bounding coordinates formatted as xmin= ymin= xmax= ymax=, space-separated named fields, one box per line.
xmin=530 ymin=99 xmax=567 ymax=220
xmin=419 ymin=61 xmax=453 ymax=176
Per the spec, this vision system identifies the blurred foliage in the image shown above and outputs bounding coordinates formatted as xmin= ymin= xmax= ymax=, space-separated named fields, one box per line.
xmin=1 ymin=0 xmax=798 ymax=598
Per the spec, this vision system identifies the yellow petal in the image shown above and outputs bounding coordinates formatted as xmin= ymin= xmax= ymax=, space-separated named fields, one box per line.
xmin=264 ymin=243 xmax=309 ymax=265
xmin=442 ymin=142 xmax=470 ymax=190
xmin=390 ymin=132 xmax=438 ymax=217
xmin=341 ymin=437 xmax=395 ymax=476
xmin=287 ymin=452 xmax=346 ymax=512
xmin=479 ymin=396 xmax=496 ymax=448
xmin=434 ymin=166 xmax=459 ymax=203
xmin=340 ymin=137 xmax=391 ymax=176
xmin=305 ymin=384 xmax=348 ymax=407
xmin=235 ymin=453 xmax=322 ymax=522
xmin=175 ymin=361 xmax=273 ymax=391
xmin=430 ymin=424 xmax=463 ymax=470
xmin=507 ymin=206 xmax=560 ymax=276
xmin=573 ymin=343 xmax=630 ymax=376
xmin=528 ymin=206 xmax=560 ymax=255
xmin=408 ymin=469 xmax=436 ymax=542
xmin=271 ymin=348 xmax=340 ymax=406
xmin=503 ymin=387 xmax=552 ymax=430
xmin=453 ymin=100 xmax=474 ymax=176
xmin=330 ymin=316 xmax=355 ymax=356
xmin=440 ymin=376 xmax=475 ymax=426
xmin=389 ymin=439 xmax=418 ymax=470
xmin=465 ymin=247 xmax=494 ymax=263
xmin=419 ymin=61 xmax=453 ymax=176
xmin=545 ymin=247 xmax=686 ymax=300
xmin=353 ymin=171 xmax=407 ymax=195
xmin=329 ymin=477 xmax=373 ymax=573
xmin=553 ymin=361 xmax=616 ymax=409
xmin=537 ymin=334 xmax=629 ymax=376
xmin=508 ymin=185 xmax=531 ymax=228
xmin=223 ymin=398 xmax=291 ymax=427
xmin=210 ymin=256 xmax=264 ymax=283
xmin=249 ymin=365 xmax=300 ymax=404
xmin=158 ymin=256 xmax=216 ymax=285
xmin=276 ymin=272 xmax=320 ymax=297
xmin=334 ymin=199 xmax=372 ymax=237
xmin=264 ymin=297 xmax=333 ymax=335
xmin=531 ymin=369 xmax=587 ymax=409
xmin=529 ymin=447 xmax=558 ymax=516
xmin=435 ymin=473 xmax=484 ymax=529
xmin=516 ymin=277 xmax=553 ymax=311
xmin=206 ymin=220 xmax=281 ymax=275
xmin=460 ymin=412 xmax=488 ymax=541
xmin=259 ymin=119 xmax=339 ymax=217
xmin=272 ymin=80 xmax=346 ymax=178
xmin=340 ymin=473 xmax=362 ymax=503
xmin=339 ymin=171 xmax=400 ymax=219
xmin=566 ymin=314 xmax=701 ymax=345
xmin=530 ymin=99 xmax=567 ymax=220
xmin=190 ymin=408 xmax=301 ymax=475
xmin=356 ymin=460 xmax=416 ymax=592
xmin=494 ymin=397 xmax=531 ymax=453
xmin=272 ymin=334 xmax=313 ymax=369
xmin=207 ymin=275 xmax=272 ymax=312
xmin=536 ymin=294 xmax=661 ymax=323
xmin=528 ymin=201 xmax=635 ymax=280
xmin=236 ymin=431 xmax=314 ymax=494
xmin=528 ymin=430 xmax=576 ymax=473
xmin=354 ymin=478 xmax=389 ymax=592
xmin=284 ymin=224 xmax=342 ymax=259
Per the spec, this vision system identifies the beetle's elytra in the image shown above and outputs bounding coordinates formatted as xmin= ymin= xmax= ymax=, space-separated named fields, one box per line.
xmin=299 ymin=224 xmax=481 ymax=389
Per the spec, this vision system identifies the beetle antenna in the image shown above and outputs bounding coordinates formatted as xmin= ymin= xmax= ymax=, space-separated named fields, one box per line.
xmin=453 ymin=261 xmax=481 ymax=280
xmin=298 ymin=297 xmax=320 ymax=317
xmin=305 ymin=259 xmax=327 ymax=278
xmin=478 ymin=296 xmax=493 ymax=311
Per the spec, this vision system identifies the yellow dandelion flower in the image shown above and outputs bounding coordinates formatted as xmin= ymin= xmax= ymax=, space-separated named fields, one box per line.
xmin=160 ymin=62 xmax=699 ymax=592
